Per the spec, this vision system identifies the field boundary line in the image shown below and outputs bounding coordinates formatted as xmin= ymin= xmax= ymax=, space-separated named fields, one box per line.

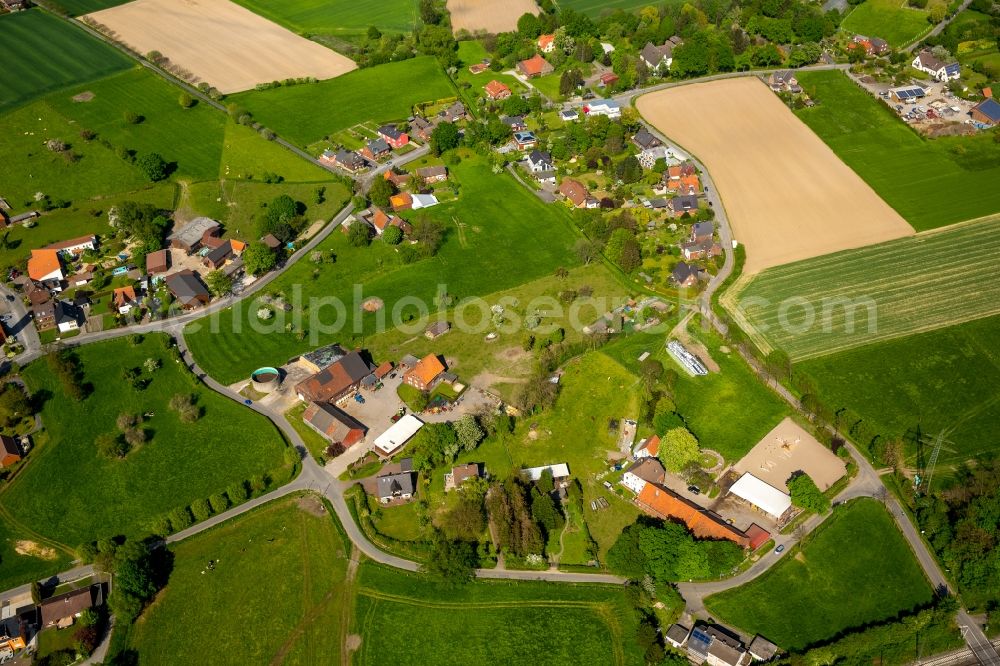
xmin=356 ymin=587 xmax=611 ymax=611
xmin=913 ymin=212 xmax=1000 ymax=238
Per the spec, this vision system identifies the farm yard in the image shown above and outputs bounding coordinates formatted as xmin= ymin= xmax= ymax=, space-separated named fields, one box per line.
xmin=794 ymin=71 xmax=1000 ymax=231
xmin=447 ymin=0 xmax=539 ymax=34
xmin=0 ymin=9 xmax=131 ymax=111
xmin=85 ymin=0 xmax=357 ymax=93
xmin=127 ymin=496 xmax=349 ymax=664
xmin=729 ymin=215 xmax=1000 ymax=361
xmin=0 ymin=335 xmax=292 ymax=547
xmin=635 ymin=78 xmax=914 ymax=275
xmin=354 ymin=563 xmax=642 ymax=665
xmin=232 ymin=0 xmax=419 ymax=41
xmin=840 ymin=0 xmax=931 ymax=48
xmin=230 ymin=57 xmax=455 ymax=147
xmin=705 ymin=500 xmax=935 ymax=651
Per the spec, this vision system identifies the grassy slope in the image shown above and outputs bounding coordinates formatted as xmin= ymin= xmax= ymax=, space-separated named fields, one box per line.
xmin=232 ymin=0 xmax=418 ymax=36
xmin=794 ymin=70 xmax=1000 ymax=230
xmin=798 ymin=314 xmax=1000 ymax=468
xmin=840 ymin=0 xmax=930 ymax=47
xmin=51 ymin=0 xmax=131 ymax=16
xmin=128 ymin=497 xmax=348 ymax=664
xmin=0 ymin=517 xmax=73 ymax=592
xmin=556 ymin=0 xmax=681 ymax=17
xmin=1 ymin=335 xmax=289 ymax=546
xmin=230 ymin=57 xmax=454 ymax=147
xmin=706 ymin=499 xmax=933 ymax=651
xmin=184 ymin=153 xmax=580 ymax=384
xmin=354 ymin=562 xmax=644 ymax=665
xmin=0 ymin=9 xmax=132 ymax=111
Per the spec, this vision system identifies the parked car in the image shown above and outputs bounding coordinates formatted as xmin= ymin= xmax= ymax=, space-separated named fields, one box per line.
xmin=687 ymin=485 xmax=700 ymax=495
xmin=775 ymin=544 xmax=785 ymax=554
xmin=354 ymin=394 xmax=365 ymax=404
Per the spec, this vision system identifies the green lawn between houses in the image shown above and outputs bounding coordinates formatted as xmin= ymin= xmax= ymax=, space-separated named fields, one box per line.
xmin=0 ymin=9 xmax=132 ymax=111
xmin=840 ymin=0 xmax=931 ymax=48
xmin=232 ymin=0 xmax=419 ymax=40
xmin=705 ymin=499 xmax=934 ymax=651
xmin=183 ymin=152 xmax=581 ymax=385
xmin=793 ymin=70 xmax=1000 ymax=231
xmin=229 ymin=57 xmax=456 ymax=148
xmin=0 ymin=334 xmax=292 ymax=548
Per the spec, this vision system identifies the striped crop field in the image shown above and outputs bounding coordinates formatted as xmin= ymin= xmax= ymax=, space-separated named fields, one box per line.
xmin=726 ymin=215 xmax=1000 ymax=361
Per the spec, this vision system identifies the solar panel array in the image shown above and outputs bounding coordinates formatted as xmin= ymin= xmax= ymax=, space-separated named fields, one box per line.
xmin=891 ymin=87 xmax=925 ymax=99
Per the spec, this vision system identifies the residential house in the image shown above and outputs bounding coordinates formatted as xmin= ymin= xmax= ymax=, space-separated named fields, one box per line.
xmin=912 ymin=49 xmax=960 ymax=81
xmin=1 ymin=614 xmax=28 ymax=651
xmin=404 ymin=353 xmax=445 ymax=391
xmin=384 ymin=169 xmax=411 ymax=189
xmin=44 ymin=234 xmax=97 ymax=256
xmin=668 ymin=194 xmax=699 ymax=217
xmin=425 ymin=321 xmax=450 ymax=339
xmin=501 ymin=115 xmax=527 ymax=132
xmin=691 ymin=221 xmax=714 ymax=242
xmin=390 ymin=192 xmax=413 ymax=212
xmin=513 ymin=131 xmax=537 ymax=150
xmin=526 ymin=150 xmax=553 ymax=172
xmin=622 ymin=457 xmax=665 ymax=494
xmin=40 ymin=586 xmax=98 ymax=629
xmin=584 ymin=99 xmax=621 ymax=118
xmin=559 ymin=178 xmax=589 ymax=207
xmin=485 ymin=80 xmax=511 ymax=100
xmin=533 ymin=169 xmax=556 ymax=185
xmin=376 ymin=470 xmax=416 ymax=503
xmin=302 ymin=401 xmax=367 ymax=446
xmin=639 ymin=41 xmax=677 ymax=73
xmin=0 ymin=435 xmax=22 ymax=467
xmin=54 ymin=300 xmax=82 ymax=333
xmin=869 ymin=37 xmax=889 ymax=55
xmin=518 ymin=54 xmax=554 ymax=78
xmin=468 ymin=61 xmax=489 ymax=74
xmin=971 ymin=97 xmax=1000 ymax=125
xmin=146 ymin=249 xmax=170 ymax=274
xmin=295 ymin=350 xmax=372 ymax=403
xmin=767 ymin=70 xmax=800 ymax=93
xmin=637 ymin=146 xmax=668 ymax=170
xmin=681 ymin=239 xmax=722 ymax=261
xmin=203 ymin=240 xmax=234 ymax=270
xmin=164 ymin=270 xmax=210 ymax=309
xmin=560 ymin=109 xmax=579 ymax=122
xmin=667 ymin=173 xmax=700 ymax=195
xmin=323 ymin=149 xmax=366 ymax=173
xmin=360 ymin=137 xmax=391 ymax=162
xmin=749 ymin=636 xmax=779 ymax=662
xmin=377 ymin=124 xmax=409 ymax=149
xmin=374 ymin=414 xmax=424 ymax=457
xmin=261 ymin=233 xmax=282 ymax=251
xmin=671 ymin=261 xmax=699 ymax=287
xmin=416 ymin=165 xmax=448 ymax=183
xmin=537 ymin=33 xmax=555 ymax=53
xmin=367 ymin=208 xmax=411 ymax=236
xmin=410 ymin=116 xmax=436 ymax=141
xmin=600 ymin=72 xmax=619 ymax=88
xmin=27 ymin=249 xmax=63 ymax=284
xmin=112 ymin=286 xmax=139 ymax=314
xmin=445 ymin=462 xmax=482 ymax=491
xmin=637 ymin=483 xmax=750 ymax=546
xmin=665 ymin=624 xmax=691 ymax=649
xmin=632 ymin=129 xmax=662 ymax=151
xmin=168 ymin=217 xmax=220 ymax=254
xmin=31 ymin=295 xmax=55 ymax=331
xmin=633 ymin=435 xmax=660 ymax=459
xmin=440 ymin=101 xmax=468 ymax=122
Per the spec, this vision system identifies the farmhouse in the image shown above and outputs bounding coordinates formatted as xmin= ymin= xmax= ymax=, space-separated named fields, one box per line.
xmin=296 ymin=350 xmax=372 ymax=403
xmin=416 ymin=165 xmax=448 ymax=183
xmin=360 ymin=138 xmax=391 ymax=162
xmin=168 ymin=217 xmax=220 ymax=254
xmin=146 ymin=249 xmax=170 ymax=274
xmin=911 ymin=49 xmax=960 ymax=81
xmin=44 ymin=234 xmax=97 ymax=256
xmin=622 ymin=457 xmax=665 ymax=494
xmin=445 ymin=462 xmax=482 ymax=491
xmin=27 ymin=249 xmax=64 ymax=284
xmin=40 ymin=586 xmax=98 ymax=628
xmin=374 ymin=414 xmax=424 ymax=457
xmin=323 ymin=149 xmax=366 ymax=173
xmin=164 ymin=270 xmax=210 ymax=309
xmin=377 ymin=124 xmax=409 ymax=149
xmin=0 ymin=435 xmax=22 ymax=468
xmin=971 ymin=98 xmax=1000 ymax=125
xmin=202 ymin=240 xmax=234 ymax=270
xmin=637 ymin=483 xmax=750 ymax=547
xmin=734 ymin=417 xmax=846 ymax=492
xmin=485 ymin=80 xmax=511 ymax=100
xmin=559 ymin=178 xmax=590 ymax=207
xmin=54 ymin=300 xmax=82 ymax=333
xmin=518 ymin=54 xmax=553 ymax=78
xmin=537 ymin=33 xmax=555 ymax=53
xmin=585 ymin=99 xmax=621 ymax=118
xmin=404 ymin=354 xmax=445 ymax=391
xmin=112 ymin=286 xmax=139 ymax=314
xmin=640 ymin=42 xmax=676 ymax=72
xmin=767 ymin=70 xmax=800 ymax=93
xmin=376 ymin=470 xmax=416 ymax=503
xmin=728 ymin=472 xmax=793 ymax=522
xmin=671 ymin=261 xmax=700 ymax=287
xmin=302 ymin=401 xmax=367 ymax=446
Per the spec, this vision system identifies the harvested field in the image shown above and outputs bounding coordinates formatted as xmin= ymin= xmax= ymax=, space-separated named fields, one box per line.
xmin=635 ymin=77 xmax=914 ymax=274
xmin=85 ymin=0 xmax=356 ymax=93
xmin=447 ymin=0 xmax=539 ymax=34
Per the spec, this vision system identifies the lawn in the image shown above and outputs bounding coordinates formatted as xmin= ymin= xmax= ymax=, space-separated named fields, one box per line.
xmin=354 ymin=562 xmax=643 ymax=665
xmin=232 ymin=0 xmax=418 ymax=38
xmin=453 ymin=41 xmax=528 ymax=110
xmin=841 ymin=0 xmax=931 ymax=47
xmin=798 ymin=314 xmax=1000 ymax=469
xmin=0 ymin=517 xmax=73 ymax=592
xmin=184 ymin=152 xmax=581 ymax=384
xmin=556 ymin=0 xmax=683 ymax=17
xmin=128 ymin=496 xmax=349 ymax=664
xmin=230 ymin=57 xmax=455 ymax=147
xmin=794 ymin=70 xmax=1000 ymax=231
xmin=0 ymin=335 xmax=291 ymax=547
xmin=0 ymin=9 xmax=132 ymax=111
xmin=220 ymin=120 xmax=343 ymax=183
xmin=705 ymin=499 xmax=934 ymax=651
xmin=732 ymin=215 xmax=1000 ymax=361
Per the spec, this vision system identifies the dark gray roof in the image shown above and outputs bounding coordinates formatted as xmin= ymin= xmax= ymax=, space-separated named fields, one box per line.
xmin=367 ymin=137 xmax=390 ymax=154
xmin=749 ymin=635 xmax=779 ymax=660
xmin=692 ymin=221 xmax=714 ymax=237
xmin=203 ymin=241 xmax=232 ymax=265
xmin=640 ymin=42 xmax=670 ymax=66
xmin=378 ymin=124 xmax=404 ymax=140
xmin=306 ymin=402 xmax=365 ymax=437
xmin=633 ymin=129 xmax=661 ymax=149
xmin=671 ymin=194 xmax=699 ymax=211
xmin=302 ymin=343 xmax=347 ymax=370
xmin=665 ymin=623 xmax=690 ymax=645
xmin=528 ymin=149 xmax=552 ymax=165
xmin=336 ymin=149 xmax=364 ymax=167
xmin=165 ymin=270 xmax=210 ymax=304
xmin=501 ymin=115 xmax=526 ymax=127
xmin=376 ymin=471 xmax=415 ymax=499
xmin=54 ymin=300 xmax=81 ymax=325
xmin=167 ymin=217 xmax=219 ymax=248
xmin=672 ymin=261 xmax=697 ymax=283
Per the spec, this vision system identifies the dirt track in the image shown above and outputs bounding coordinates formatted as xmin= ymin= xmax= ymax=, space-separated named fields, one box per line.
xmin=447 ymin=0 xmax=539 ymax=34
xmin=86 ymin=0 xmax=356 ymax=93
xmin=636 ymin=77 xmax=914 ymax=274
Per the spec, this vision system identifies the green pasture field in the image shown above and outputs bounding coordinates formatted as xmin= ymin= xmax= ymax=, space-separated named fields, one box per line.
xmin=232 ymin=0 xmax=418 ymax=38
xmin=0 ymin=9 xmax=132 ymax=111
xmin=798 ymin=314 xmax=1000 ymax=470
xmin=220 ymin=120 xmax=341 ymax=182
xmin=732 ymin=215 xmax=1000 ymax=361
xmin=706 ymin=499 xmax=933 ymax=651
xmin=840 ymin=0 xmax=930 ymax=47
xmin=555 ymin=0 xmax=678 ymax=17
xmin=50 ymin=0 xmax=131 ymax=15
xmin=0 ymin=335 xmax=290 ymax=548
xmin=0 ymin=517 xmax=73 ymax=593
xmin=183 ymin=153 xmax=580 ymax=384
xmin=230 ymin=57 xmax=455 ymax=147
xmin=128 ymin=496 xmax=349 ymax=664
xmin=794 ymin=71 xmax=1000 ymax=231
xmin=354 ymin=562 xmax=643 ymax=665
xmin=182 ymin=180 xmax=349 ymax=235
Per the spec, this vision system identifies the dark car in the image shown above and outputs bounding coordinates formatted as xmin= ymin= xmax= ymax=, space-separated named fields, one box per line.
xmin=687 ymin=485 xmax=700 ymax=495
xmin=775 ymin=544 xmax=785 ymax=554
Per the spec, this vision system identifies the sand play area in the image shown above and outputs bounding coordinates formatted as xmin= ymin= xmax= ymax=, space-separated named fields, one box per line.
xmin=86 ymin=0 xmax=357 ymax=93
xmin=733 ymin=417 xmax=847 ymax=492
xmin=447 ymin=0 xmax=539 ymax=34
xmin=636 ymin=77 xmax=914 ymax=274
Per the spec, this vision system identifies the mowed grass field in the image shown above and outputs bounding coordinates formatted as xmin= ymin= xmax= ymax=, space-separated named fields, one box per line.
xmin=706 ymin=500 xmax=933 ymax=651
xmin=0 ymin=9 xmax=132 ymax=111
xmin=128 ymin=496 xmax=348 ymax=664
xmin=795 ymin=71 xmax=1000 ymax=231
xmin=184 ymin=153 xmax=580 ymax=384
xmin=233 ymin=0 xmax=418 ymax=37
xmin=230 ymin=57 xmax=454 ymax=147
xmin=50 ymin=0 xmax=131 ymax=15
xmin=0 ymin=335 xmax=290 ymax=547
xmin=840 ymin=0 xmax=930 ymax=47
xmin=555 ymin=0 xmax=682 ymax=17
xmin=354 ymin=562 xmax=643 ymax=665
xmin=732 ymin=215 xmax=1000 ymax=361
xmin=798 ymin=314 xmax=1000 ymax=469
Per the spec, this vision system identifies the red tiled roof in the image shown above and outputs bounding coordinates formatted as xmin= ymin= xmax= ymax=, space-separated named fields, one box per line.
xmin=637 ymin=483 xmax=750 ymax=546
xmin=407 ymin=354 xmax=444 ymax=386
xmin=27 ymin=249 xmax=62 ymax=282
